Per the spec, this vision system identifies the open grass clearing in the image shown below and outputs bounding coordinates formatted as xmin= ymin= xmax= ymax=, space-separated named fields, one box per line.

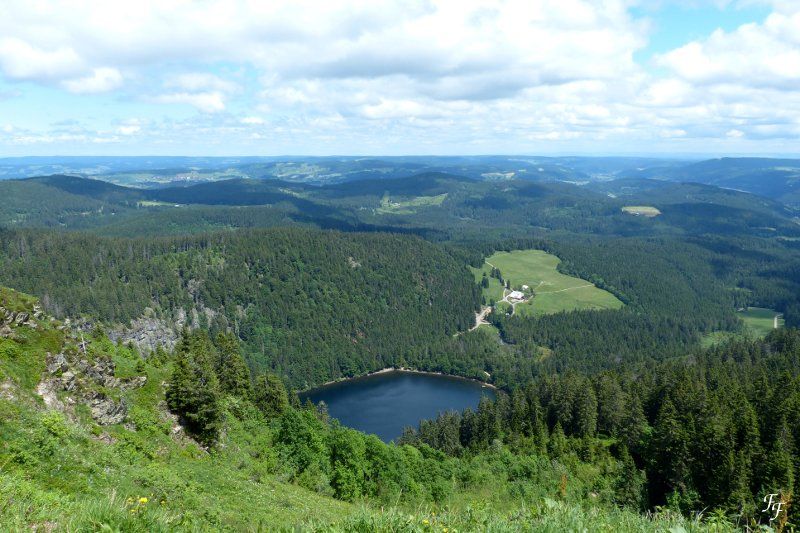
xmin=702 ymin=306 xmax=784 ymax=347
xmin=622 ymin=205 xmax=661 ymax=217
xmin=376 ymin=193 xmax=448 ymax=214
xmin=471 ymin=249 xmax=623 ymax=316
xmin=740 ymin=306 xmax=784 ymax=337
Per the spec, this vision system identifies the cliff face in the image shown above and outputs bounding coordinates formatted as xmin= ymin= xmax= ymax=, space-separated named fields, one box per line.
xmin=107 ymin=305 xmax=217 ymax=355
xmin=107 ymin=313 xmax=183 ymax=354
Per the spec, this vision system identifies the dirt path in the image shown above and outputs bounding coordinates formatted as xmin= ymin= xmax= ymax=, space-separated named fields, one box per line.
xmin=469 ymin=306 xmax=492 ymax=331
xmin=537 ymin=283 xmax=593 ymax=294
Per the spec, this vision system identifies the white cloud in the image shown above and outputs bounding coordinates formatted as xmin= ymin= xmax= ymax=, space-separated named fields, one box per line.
xmin=0 ymin=38 xmax=82 ymax=81
xmin=0 ymin=0 xmax=798 ymax=153
xmin=62 ymin=67 xmax=123 ymax=94
xmin=167 ymin=73 xmax=239 ymax=94
xmin=117 ymin=120 xmax=142 ymax=135
xmin=656 ymin=8 xmax=800 ymax=89
xmin=152 ymin=92 xmax=227 ymax=113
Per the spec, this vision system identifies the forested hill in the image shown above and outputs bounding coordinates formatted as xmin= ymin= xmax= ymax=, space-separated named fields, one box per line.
xmin=0 ymin=227 xmax=480 ymax=389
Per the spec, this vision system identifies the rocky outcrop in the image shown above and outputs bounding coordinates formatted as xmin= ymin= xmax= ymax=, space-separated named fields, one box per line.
xmin=107 ymin=308 xmax=186 ymax=354
xmin=3 ymin=296 xmax=145 ymax=427
xmin=87 ymin=391 xmax=128 ymax=425
xmin=40 ymin=348 xmax=146 ymax=425
xmin=0 ymin=304 xmax=41 ymax=338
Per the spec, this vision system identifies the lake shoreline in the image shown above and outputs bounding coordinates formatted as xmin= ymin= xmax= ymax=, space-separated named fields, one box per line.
xmin=300 ymin=366 xmax=497 ymax=395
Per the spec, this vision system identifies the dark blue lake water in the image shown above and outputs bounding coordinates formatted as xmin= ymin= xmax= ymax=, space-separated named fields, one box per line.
xmin=301 ymin=370 xmax=495 ymax=442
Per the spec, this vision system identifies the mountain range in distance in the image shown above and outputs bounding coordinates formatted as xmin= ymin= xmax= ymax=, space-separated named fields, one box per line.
xmin=2 ymin=155 xmax=798 ymax=207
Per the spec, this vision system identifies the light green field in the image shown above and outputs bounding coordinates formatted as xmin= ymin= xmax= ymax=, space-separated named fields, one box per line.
xmin=740 ymin=307 xmax=784 ymax=337
xmin=702 ymin=307 xmax=784 ymax=347
xmin=471 ymin=250 xmax=624 ymax=316
xmin=376 ymin=193 xmax=447 ymax=214
xmin=622 ymin=205 xmax=661 ymax=217
xmin=136 ymin=200 xmax=178 ymax=207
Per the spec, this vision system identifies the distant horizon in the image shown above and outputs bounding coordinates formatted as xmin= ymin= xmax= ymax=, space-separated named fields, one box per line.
xmin=2 ymin=153 xmax=799 ymax=161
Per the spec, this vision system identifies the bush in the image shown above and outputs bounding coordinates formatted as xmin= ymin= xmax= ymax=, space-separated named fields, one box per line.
xmin=40 ymin=410 xmax=70 ymax=439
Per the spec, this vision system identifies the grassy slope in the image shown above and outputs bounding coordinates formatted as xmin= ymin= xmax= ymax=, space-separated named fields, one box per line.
xmin=472 ymin=250 xmax=624 ymax=317
xmin=0 ymin=288 xmax=355 ymax=531
xmin=0 ymin=287 xmax=729 ymax=531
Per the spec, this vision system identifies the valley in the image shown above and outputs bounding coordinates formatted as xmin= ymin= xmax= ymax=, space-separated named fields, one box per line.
xmin=1 ymin=159 xmax=800 ymax=531
xmin=3 ymin=2 xmax=799 ymax=529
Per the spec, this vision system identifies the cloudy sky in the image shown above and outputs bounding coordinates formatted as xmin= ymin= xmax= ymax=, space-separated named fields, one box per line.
xmin=0 ymin=0 xmax=798 ymax=156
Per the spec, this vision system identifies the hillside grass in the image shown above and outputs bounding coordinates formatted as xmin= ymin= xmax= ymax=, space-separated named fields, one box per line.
xmin=472 ymin=250 xmax=624 ymax=316
xmin=0 ymin=289 xmax=357 ymax=531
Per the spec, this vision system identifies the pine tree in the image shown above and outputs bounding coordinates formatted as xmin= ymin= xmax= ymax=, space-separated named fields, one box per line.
xmin=615 ymin=445 xmax=646 ymax=510
xmin=650 ymin=398 xmax=694 ymax=506
xmin=166 ymin=331 xmax=223 ymax=445
xmin=214 ymin=332 xmax=253 ymax=399
xmin=254 ymin=372 xmax=289 ymax=417
xmin=572 ymin=381 xmax=598 ymax=438
xmin=548 ymin=422 xmax=568 ymax=457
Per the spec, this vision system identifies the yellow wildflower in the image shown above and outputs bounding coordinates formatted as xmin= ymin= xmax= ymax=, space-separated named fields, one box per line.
xmin=139 ymin=497 xmax=148 ymax=504
xmin=422 ymin=519 xmax=429 ymax=525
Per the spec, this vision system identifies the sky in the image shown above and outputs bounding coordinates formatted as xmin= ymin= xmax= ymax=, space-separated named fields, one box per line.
xmin=0 ymin=0 xmax=798 ymax=156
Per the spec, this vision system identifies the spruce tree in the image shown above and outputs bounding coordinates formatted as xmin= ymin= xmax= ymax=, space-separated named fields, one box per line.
xmin=254 ymin=372 xmax=289 ymax=417
xmin=214 ymin=332 xmax=253 ymax=399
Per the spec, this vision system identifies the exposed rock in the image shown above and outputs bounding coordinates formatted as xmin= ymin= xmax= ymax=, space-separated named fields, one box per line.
xmin=60 ymin=371 xmax=77 ymax=391
xmin=88 ymin=393 xmax=127 ymax=425
xmin=0 ymin=379 xmax=16 ymax=401
xmin=45 ymin=352 xmax=69 ymax=374
xmin=108 ymin=315 xmax=181 ymax=354
xmin=36 ymin=380 xmax=65 ymax=411
xmin=121 ymin=375 xmax=148 ymax=390
xmin=32 ymin=306 xmax=150 ymax=426
xmin=0 ymin=306 xmax=38 ymax=330
xmin=92 ymin=432 xmax=116 ymax=445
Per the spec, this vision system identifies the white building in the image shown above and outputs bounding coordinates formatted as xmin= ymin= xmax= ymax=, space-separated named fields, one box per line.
xmin=508 ymin=290 xmax=525 ymax=300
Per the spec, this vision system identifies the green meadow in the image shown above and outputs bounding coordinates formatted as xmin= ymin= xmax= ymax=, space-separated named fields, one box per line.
xmin=702 ymin=307 xmax=784 ymax=347
xmin=472 ymin=249 xmax=624 ymax=316
xmin=740 ymin=306 xmax=784 ymax=337
xmin=376 ymin=193 xmax=448 ymax=214
xmin=621 ymin=205 xmax=661 ymax=217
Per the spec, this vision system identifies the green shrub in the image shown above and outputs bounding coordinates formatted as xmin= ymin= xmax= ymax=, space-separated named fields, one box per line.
xmin=40 ymin=410 xmax=70 ymax=439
